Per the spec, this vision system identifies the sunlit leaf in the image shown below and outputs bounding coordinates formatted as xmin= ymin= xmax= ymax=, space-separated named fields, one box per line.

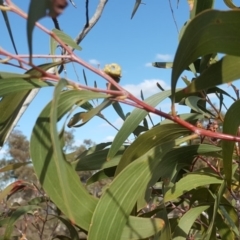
xmin=173 ymin=205 xmax=210 ymax=239
xmin=115 ymin=124 xmax=190 ymax=175
xmin=172 ymin=10 xmax=240 ymax=102
xmin=88 ymin=137 xmax=190 ymax=240
xmin=184 ymin=55 xmax=240 ymax=93
xmin=164 ymin=173 xmax=223 ymax=202
xmin=52 ymin=29 xmax=81 ymax=50
xmin=222 ymin=100 xmax=240 ymax=186
xmin=108 ymin=90 xmax=176 ymax=160
xmin=190 ymin=0 xmax=214 ymax=19
xmin=30 ymin=89 xmax=107 ymax=230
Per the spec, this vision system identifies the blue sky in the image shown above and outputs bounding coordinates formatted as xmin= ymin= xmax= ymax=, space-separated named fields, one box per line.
xmin=0 ymin=0 xmax=239 ymax=154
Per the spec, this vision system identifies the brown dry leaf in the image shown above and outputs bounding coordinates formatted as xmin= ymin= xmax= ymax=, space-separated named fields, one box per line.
xmin=49 ymin=0 xmax=68 ymax=18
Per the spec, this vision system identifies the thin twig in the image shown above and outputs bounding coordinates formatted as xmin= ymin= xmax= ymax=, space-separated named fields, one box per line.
xmin=168 ymin=0 xmax=179 ymax=33
xmin=74 ymin=0 xmax=108 ymax=45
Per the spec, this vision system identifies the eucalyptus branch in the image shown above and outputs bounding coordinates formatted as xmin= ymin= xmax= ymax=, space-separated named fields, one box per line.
xmin=3 ymin=0 xmax=240 ymax=144
xmin=74 ymin=0 xmax=108 ymax=45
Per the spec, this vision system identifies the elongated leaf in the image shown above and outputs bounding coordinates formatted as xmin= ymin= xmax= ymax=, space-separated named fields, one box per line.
xmin=0 ymin=62 xmax=61 ymax=146
xmin=164 ymin=173 xmax=223 ymax=202
xmin=131 ymin=0 xmax=141 ymax=19
xmin=222 ymin=100 xmax=240 ymax=186
xmin=215 ymin=212 xmax=235 ymax=240
xmin=161 ymin=144 xmax=222 ymax=182
xmin=27 ymin=0 xmax=50 ymax=58
xmin=153 ymin=62 xmax=173 ymax=69
xmin=88 ymin=137 xmax=189 ymax=240
xmin=0 ymin=92 xmax=31 ymax=146
xmin=190 ymin=0 xmax=214 ymax=19
xmin=108 ymin=90 xmax=174 ymax=160
xmin=112 ymin=102 xmax=126 ymax=120
xmin=68 ymin=99 xmax=111 ymax=127
xmin=87 ymin=167 xmax=116 ymax=185
xmin=3 ymin=205 xmax=40 ymax=239
xmin=172 ymin=10 xmax=240 ymax=101
xmin=0 ymin=78 xmax=53 ymax=97
xmin=30 ymin=89 xmax=107 ymax=230
xmin=115 ymin=124 xmax=190 ymax=175
xmin=0 ymin=1 xmax=18 ymax=55
xmin=173 ymin=205 xmax=210 ymax=240
xmin=121 ymin=217 xmax=165 ymax=239
xmin=52 ymin=29 xmax=81 ymax=50
xmin=74 ymin=147 xmax=126 ymax=171
xmin=223 ymin=0 xmax=238 ymax=8
xmin=219 ymin=205 xmax=239 ymax=236
xmin=0 ymin=162 xmax=30 ymax=172
xmin=184 ymin=96 xmax=212 ymax=117
xmin=160 ymin=113 xmax=203 ymax=125
xmin=184 ymin=55 xmax=240 ymax=93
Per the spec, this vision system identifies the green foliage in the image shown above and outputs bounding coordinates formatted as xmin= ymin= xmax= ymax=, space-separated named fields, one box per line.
xmin=1 ymin=0 xmax=240 ymax=239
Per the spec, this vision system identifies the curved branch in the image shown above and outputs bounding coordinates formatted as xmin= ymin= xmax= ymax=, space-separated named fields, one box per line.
xmin=74 ymin=0 xmax=108 ymax=45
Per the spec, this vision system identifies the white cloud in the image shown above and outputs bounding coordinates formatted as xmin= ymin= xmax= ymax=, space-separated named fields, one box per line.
xmin=123 ymin=79 xmax=170 ymax=98
xmin=145 ymin=62 xmax=153 ymax=67
xmin=156 ymin=54 xmax=172 ymax=61
xmin=89 ymin=59 xmax=100 ymax=65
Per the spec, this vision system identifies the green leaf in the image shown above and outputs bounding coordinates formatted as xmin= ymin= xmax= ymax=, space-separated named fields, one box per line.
xmin=112 ymin=102 xmax=126 ymax=120
xmin=152 ymin=62 xmax=173 ymax=69
xmin=173 ymin=205 xmax=210 ymax=240
xmin=161 ymin=144 xmax=222 ymax=182
xmin=223 ymin=0 xmax=238 ymax=8
xmin=0 ymin=78 xmax=53 ymax=97
xmin=190 ymin=0 xmax=214 ymax=19
xmin=30 ymin=89 xmax=107 ymax=230
xmin=0 ymin=4 xmax=18 ymax=55
xmin=115 ymin=124 xmax=190 ymax=175
xmin=0 ymin=92 xmax=32 ymax=146
xmin=204 ymin=181 xmax=226 ymax=240
xmin=4 ymin=205 xmax=40 ymax=239
xmin=88 ymin=137 xmax=190 ymax=240
xmin=87 ymin=167 xmax=116 ymax=185
xmin=27 ymin=0 xmax=50 ymax=59
xmin=74 ymin=147 xmax=126 ymax=171
xmin=219 ymin=204 xmax=239 ymax=236
xmin=52 ymin=29 xmax=81 ymax=51
xmin=222 ymin=100 xmax=240 ymax=186
xmin=121 ymin=217 xmax=165 ymax=239
xmin=164 ymin=173 xmax=223 ymax=202
xmin=215 ymin=212 xmax=235 ymax=240
xmin=26 ymin=61 xmax=64 ymax=76
xmin=68 ymin=99 xmax=111 ymax=127
xmin=131 ymin=0 xmax=141 ymax=19
xmin=160 ymin=113 xmax=203 ymax=125
xmin=184 ymin=96 xmax=212 ymax=117
xmin=0 ymin=162 xmax=30 ymax=172
xmin=172 ymin=9 xmax=240 ymax=102
xmin=107 ymin=90 xmax=174 ymax=160
xmin=184 ymin=55 xmax=240 ymax=93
